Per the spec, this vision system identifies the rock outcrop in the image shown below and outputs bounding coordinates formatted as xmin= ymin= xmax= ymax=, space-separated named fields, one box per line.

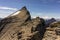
xmin=42 ymin=21 xmax=60 ymax=40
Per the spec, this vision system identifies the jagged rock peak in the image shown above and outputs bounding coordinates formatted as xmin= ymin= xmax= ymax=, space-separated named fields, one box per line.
xmin=7 ymin=6 xmax=31 ymax=20
xmin=20 ymin=6 xmax=27 ymax=11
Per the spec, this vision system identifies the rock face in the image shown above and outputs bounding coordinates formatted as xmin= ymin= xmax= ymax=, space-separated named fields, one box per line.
xmin=0 ymin=7 xmax=45 ymax=40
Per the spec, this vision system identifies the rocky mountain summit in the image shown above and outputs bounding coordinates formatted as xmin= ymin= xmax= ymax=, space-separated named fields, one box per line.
xmin=0 ymin=6 xmax=60 ymax=40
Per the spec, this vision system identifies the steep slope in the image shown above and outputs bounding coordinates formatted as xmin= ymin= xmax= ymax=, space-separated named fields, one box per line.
xmin=0 ymin=7 xmax=45 ymax=40
xmin=0 ymin=6 xmax=31 ymax=39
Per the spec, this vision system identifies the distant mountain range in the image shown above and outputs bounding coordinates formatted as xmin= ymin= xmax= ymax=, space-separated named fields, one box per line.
xmin=45 ymin=18 xmax=56 ymax=26
xmin=0 ymin=18 xmax=1 ymax=20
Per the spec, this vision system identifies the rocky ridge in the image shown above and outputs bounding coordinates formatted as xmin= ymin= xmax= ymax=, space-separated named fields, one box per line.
xmin=0 ymin=6 xmax=60 ymax=40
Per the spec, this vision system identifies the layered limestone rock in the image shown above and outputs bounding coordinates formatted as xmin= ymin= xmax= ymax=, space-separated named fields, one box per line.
xmin=42 ymin=21 xmax=60 ymax=40
xmin=0 ymin=7 xmax=45 ymax=40
xmin=0 ymin=6 xmax=31 ymax=40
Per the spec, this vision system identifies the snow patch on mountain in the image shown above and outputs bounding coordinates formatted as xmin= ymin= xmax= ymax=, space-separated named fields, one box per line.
xmin=11 ymin=11 xmax=21 ymax=16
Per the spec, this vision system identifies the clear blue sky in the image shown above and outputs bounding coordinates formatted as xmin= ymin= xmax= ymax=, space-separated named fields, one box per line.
xmin=0 ymin=0 xmax=60 ymax=19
